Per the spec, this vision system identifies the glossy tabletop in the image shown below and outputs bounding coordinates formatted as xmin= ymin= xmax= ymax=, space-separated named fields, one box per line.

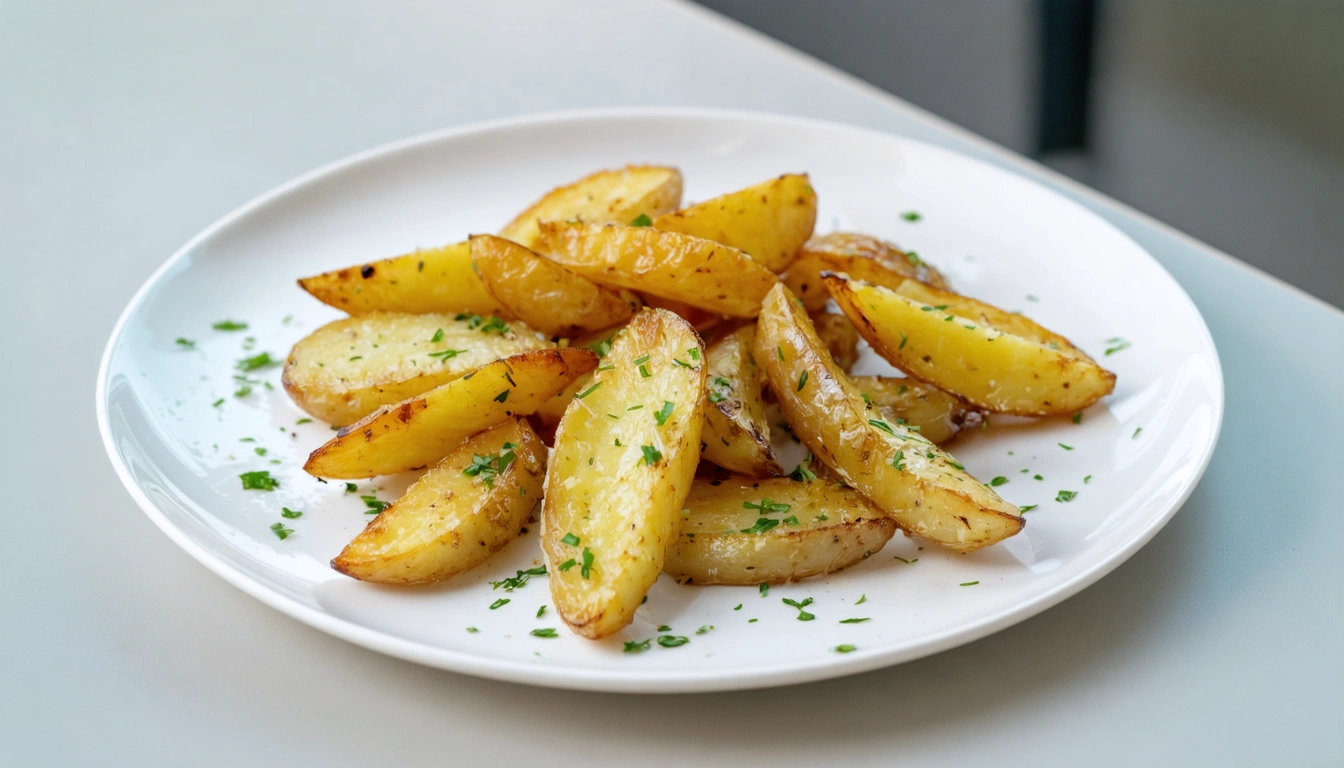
xmin=2 ymin=1 xmax=1341 ymax=765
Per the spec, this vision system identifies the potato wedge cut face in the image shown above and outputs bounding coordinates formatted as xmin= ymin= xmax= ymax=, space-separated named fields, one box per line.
xmin=297 ymin=241 xmax=504 ymax=316
xmin=653 ymin=173 xmax=817 ymax=271
xmin=851 ymin=376 xmax=986 ymax=445
xmin=304 ymin=348 xmax=597 ymax=478
xmin=500 ymin=165 xmax=683 ymax=250
xmin=811 ymin=312 xmax=861 ymax=372
xmin=664 ymin=475 xmax=895 ymax=585
xmin=701 ymin=325 xmax=782 ymax=476
xmin=784 ymin=232 xmax=951 ymax=311
xmin=471 ymin=235 xmax=637 ymax=337
xmin=756 ymin=283 xmax=1022 ymax=552
xmin=331 ymin=419 xmax=545 ymax=585
xmin=282 ymin=311 xmax=550 ymax=425
xmin=542 ymin=309 xmax=706 ymax=639
xmin=537 ymin=222 xmax=781 ymax=318
xmin=827 ymin=276 xmax=1116 ymax=416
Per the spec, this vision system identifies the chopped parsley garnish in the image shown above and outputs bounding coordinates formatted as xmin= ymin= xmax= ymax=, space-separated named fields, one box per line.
xmin=1084 ymin=474 xmax=1092 ymax=484
xmin=1055 ymin=490 xmax=1077 ymax=503
xmin=234 ymin=385 xmax=252 ymax=398
xmin=740 ymin=517 xmax=779 ymax=534
xmin=839 ymin=617 xmax=870 ymax=624
xmin=906 ymin=251 xmax=921 ymax=266
xmin=213 ymin=320 xmax=248 ymax=331
xmin=530 ymin=628 xmax=558 ymax=638
xmin=639 ymin=445 xmax=662 ymax=465
xmin=624 ymin=639 xmax=651 ymax=653
xmin=638 ymin=364 xmax=651 ymax=378
xmin=696 ymin=625 xmax=714 ymax=635
xmin=632 ymin=354 xmax=651 ymax=365
xmin=657 ymin=625 xmax=671 ymax=632
xmin=490 ymin=565 xmax=547 ymax=591
xmin=560 ymin=532 xmax=580 ymax=547
xmin=1034 ymin=474 xmax=1044 ymax=481
xmin=671 ymin=358 xmax=692 ymax=368
xmin=580 ymin=547 xmax=594 ymax=579
xmin=630 ymin=213 xmax=653 ymax=227
xmin=211 ymin=398 xmax=224 ymax=407
xmin=868 ymin=418 xmax=895 ymax=435
xmin=430 ymin=328 xmax=444 ymax=342
xmin=296 ymin=418 xmax=313 ymax=425
xmin=744 ymin=498 xmax=792 ymax=514
xmin=489 ymin=598 xmax=509 ymax=610
xmin=576 ymin=381 xmax=602 ymax=399
xmin=361 ymin=495 xmax=389 ymax=514
xmin=1132 ymin=427 xmax=1143 ymax=439
xmin=855 ymin=594 xmax=867 ymax=605
xmin=789 ymin=459 xmax=817 ymax=482
xmin=427 ymin=348 xmax=466 ymax=361
xmin=776 ymin=346 xmax=785 ymax=362
xmin=733 ymin=604 xmax=743 ymax=611
xmin=494 ymin=389 xmax=510 ymax=403
xmin=463 ymin=447 xmax=518 ymax=489
xmin=901 ymin=211 xmax=922 ymax=222
xmin=833 ymin=644 xmax=857 ymax=653
xmin=536 ymin=605 xmax=546 ymax=617
xmin=239 ymin=471 xmax=279 ymax=491
xmin=653 ymin=401 xmax=675 ymax=426
xmin=891 ymin=450 xmax=906 ymax=471
xmin=687 ymin=347 xmax=700 ymax=361
xmin=466 ymin=626 xmax=479 ymax=633
xmin=175 ymin=337 xmax=195 ymax=349
xmin=627 ymin=404 xmax=644 ymax=410
xmin=280 ymin=507 xmax=302 ymax=519
xmin=348 ymin=355 xmax=362 ymax=361
xmin=235 ymin=352 xmax=277 ymax=372
xmin=782 ymin=597 xmax=814 ymax=621
xmin=708 ymin=376 xmax=733 ymax=403
xmin=782 ymin=515 xmax=800 ymax=526
xmin=947 ymin=459 xmax=966 ymax=470
xmin=657 ymin=635 xmax=689 ymax=648
xmin=990 ymin=476 xmax=1008 ymax=487
xmin=1072 ymin=412 xmax=1083 ymax=424
xmin=899 ymin=331 xmax=908 ymax=349
xmin=1058 ymin=443 xmax=1073 ymax=451
xmin=759 ymin=583 xmax=770 ymax=597
xmin=960 ymin=581 xmax=979 ymax=587
xmin=557 ymin=558 xmax=577 ymax=571
xmin=1104 ymin=337 xmax=1131 ymax=356
xmin=893 ymin=555 xmax=917 ymax=564
xmin=454 ymin=313 xmax=510 ymax=335
xmin=344 ymin=482 xmax=358 ymax=494
xmin=1019 ymin=504 xmax=1038 ymax=513
xmin=269 ymin=522 xmax=293 ymax=540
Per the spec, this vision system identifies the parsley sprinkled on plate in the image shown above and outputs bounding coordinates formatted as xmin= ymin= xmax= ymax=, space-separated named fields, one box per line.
xmin=489 ymin=598 xmax=509 ymax=610
xmin=280 ymin=507 xmax=302 ymax=519
xmin=782 ymin=597 xmax=814 ymax=621
xmin=901 ymin=211 xmax=921 ymax=222
xmin=530 ymin=628 xmax=558 ymax=638
xmin=213 ymin=320 xmax=248 ymax=331
xmin=624 ymin=639 xmax=651 ymax=653
xmin=269 ymin=522 xmax=293 ymax=540
xmin=657 ymin=635 xmax=688 ymax=648
xmin=960 ymin=581 xmax=979 ymax=587
xmin=1055 ymin=490 xmax=1077 ymax=503
xmin=175 ymin=337 xmax=195 ymax=349
xmin=239 ymin=471 xmax=278 ymax=491
xmin=491 ymin=565 xmax=546 ymax=591
xmin=832 ymin=644 xmax=857 ymax=653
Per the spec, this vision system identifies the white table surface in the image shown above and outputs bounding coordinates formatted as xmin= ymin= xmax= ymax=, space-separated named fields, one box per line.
xmin=3 ymin=1 xmax=1342 ymax=765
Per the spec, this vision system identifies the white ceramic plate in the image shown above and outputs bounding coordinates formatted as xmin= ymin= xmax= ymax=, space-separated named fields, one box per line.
xmin=97 ymin=108 xmax=1223 ymax=692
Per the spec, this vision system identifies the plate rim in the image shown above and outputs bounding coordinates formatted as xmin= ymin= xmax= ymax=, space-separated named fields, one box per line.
xmin=95 ymin=106 xmax=1225 ymax=693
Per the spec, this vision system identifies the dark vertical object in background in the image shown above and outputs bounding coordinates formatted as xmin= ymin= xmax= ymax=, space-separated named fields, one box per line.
xmin=1038 ymin=0 xmax=1098 ymax=152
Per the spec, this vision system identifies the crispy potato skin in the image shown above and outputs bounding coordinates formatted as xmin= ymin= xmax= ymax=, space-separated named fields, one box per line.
xmin=700 ymin=324 xmax=783 ymax=476
xmin=756 ymin=283 xmax=1022 ymax=552
xmin=827 ymin=276 xmax=1116 ymax=416
xmin=298 ymin=241 xmax=504 ymax=316
xmin=331 ymin=419 xmax=545 ymax=584
xmin=810 ymin=312 xmax=861 ymax=372
xmin=304 ymin=348 xmax=597 ymax=478
xmin=542 ymin=310 xmax=706 ymax=639
xmin=653 ymin=173 xmax=816 ymax=271
xmin=784 ymin=232 xmax=951 ymax=311
xmin=471 ymin=234 xmax=636 ymax=337
xmin=851 ymin=376 xmax=986 ymax=445
xmin=664 ymin=475 xmax=895 ymax=585
xmin=537 ymin=222 xmax=781 ymax=318
xmin=500 ymin=165 xmax=683 ymax=249
xmin=282 ymin=312 xmax=550 ymax=425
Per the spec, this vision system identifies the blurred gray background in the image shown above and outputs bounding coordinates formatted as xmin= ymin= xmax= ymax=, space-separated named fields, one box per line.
xmin=696 ymin=0 xmax=1344 ymax=308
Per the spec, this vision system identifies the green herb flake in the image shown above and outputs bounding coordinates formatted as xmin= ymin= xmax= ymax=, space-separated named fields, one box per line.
xmin=696 ymin=625 xmax=714 ymax=635
xmin=891 ymin=450 xmax=906 ymax=471
xmin=639 ymin=445 xmax=663 ymax=465
xmin=733 ymin=604 xmax=743 ymax=611
xmin=839 ymin=617 xmax=870 ymax=624
xmin=344 ymin=482 xmax=358 ymax=494
xmin=960 ymin=581 xmax=980 ymax=587
xmin=361 ymin=495 xmax=389 ymax=514
xmin=990 ymin=476 xmax=1008 ymax=487
xmin=1072 ymin=412 xmax=1083 ymax=424
xmin=868 ymin=419 xmax=895 ymax=435
xmin=892 ymin=555 xmax=917 ymax=565
xmin=427 ymin=348 xmax=466 ymax=361
xmin=175 ymin=337 xmax=196 ymax=349
xmin=280 ymin=507 xmax=302 ymax=519
xmin=295 ymin=418 xmax=313 ymax=425
xmin=1084 ymin=474 xmax=1093 ymax=484
xmin=239 ymin=471 xmax=279 ymax=491
xmin=494 ymin=389 xmax=510 ymax=403
xmin=855 ymin=593 xmax=867 ymax=605
xmin=580 ymin=547 xmax=595 ymax=579
xmin=653 ymin=401 xmax=675 ymax=426
xmin=561 ymin=533 xmax=580 ymax=547
xmin=466 ymin=626 xmax=479 ymax=633
xmin=1104 ymin=338 xmax=1132 ymax=356
xmin=782 ymin=597 xmax=815 ymax=621
xmin=1058 ymin=443 xmax=1073 ymax=451
xmin=782 ymin=515 xmax=800 ymax=526
xmin=740 ymin=518 xmax=779 ymax=535
xmin=575 ymin=381 xmax=602 ymax=400
xmin=530 ymin=628 xmax=558 ymax=638
xmin=630 ymin=213 xmax=653 ymax=227
xmin=901 ymin=211 xmax=922 ymax=222
xmin=947 ymin=459 xmax=965 ymax=470
xmin=1019 ymin=504 xmax=1038 ymax=513
xmin=235 ymin=352 xmax=278 ymax=372
xmin=211 ymin=398 xmax=225 ymax=408
xmin=776 ymin=345 xmax=785 ymax=362
xmin=1133 ymin=427 xmax=1143 ymax=439
xmin=490 ymin=565 xmax=547 ymax=592
xmin=657 ymin=635 xmax=689 ymax=648
xmin=759 ymin=582 xmax=770 ymax=597
xmin=213 ymin=320 xmax=248 ymax=331
xmin=833 ymin=644 xmax=857 ymax=653
xmin=429 ymin=328 xmax=444 ymax=343
xmin=557 ymin=558 xmax=577 ymax=572
xmin=624 ymin=639 xmax=651 ymax=653
xmin=462 ymin=448 xmax=518 ymax=489
xmin=789 ymin=459 xmax=817 ymax=482
xmin=1055 ymin=490 xmax=1077 ymax=503
xmin=687 ymin=347 xmax=700 ymax=361
xmin=269 ymin=522 xmax=293 ymax=540
xmin=489 ymin=598 xmax=510 ymax=610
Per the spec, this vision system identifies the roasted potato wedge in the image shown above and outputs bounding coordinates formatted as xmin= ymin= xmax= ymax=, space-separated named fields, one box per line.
xmin=851 ymin=376 xmax=986 ymax=445
xmin=471 ymin=234 xmax=637 ymax=337
xmin=701 ymin=324 xmax=782 ymax=476
xmin=283 ymin=312 xmax=550 ymax=425
xmin=304 ymin=348 xmax=597 ymax=478
xmin=827 ymin=276 xmax=1116 ymax=416
xmin=756 ymin=283 xmax=1022 ymax=552
xmin=664 ymin=475 xmax=895 ymax=585
xmin=298 ymin=241 xmax=505 ymax=316
xmin=330 ymin=418 xmax=545 ymax=584
xmin=639 ymin=293 xmax=723 ymax=333
xmin=542 ymin=309 xmax=706 ymax=639
xmin=811 ymin=311 xmax=861 ymax=372
xmin=500 ymin=165 xmax=683 ymax=250
xmin=784 ymin=232 xmax=951 ymax=311
xmin=652 ymin=173 xmax=816 ymax=271
xmin=537 ymin=222 xmax=781 ymax=318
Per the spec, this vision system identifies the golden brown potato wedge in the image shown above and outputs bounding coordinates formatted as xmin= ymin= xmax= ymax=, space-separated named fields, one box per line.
xmin=652 ymin=174 xmax=817 ymax=271
xmin=783 ymin=232 xmax=951 ymax=311
xmin=533 ymin=325 xmax=627 ymax=429
xmin=304 ymin=348 xmax=597 ymax=478
xmin=298 ymin=241 xmax=505 ymax=317
xmin=330 ymin=418 xmax=545 ymax=584
xmin=700 ymin=324 xmax=782 ymax=476
xmin=537 ymin=222 xmax=781 ymax=318
xmin=639 ymin=293 xmax=723 ymax=333
xmin=471 ymin=234 xmax=637 ymax=337
xmin=811 ymin=312 xmax=861 ymax=372
xmin=827 ymin=276 xmax=1116 ymax=416
xmin=500 ymin=165 xmax=683 ymax=250
xmin=664 ymin=475 xmax=895 ymax=585
xmin=851 ymin=376 xmax=986 ymax=445
xmin=756 ymin=283 xmax=1023 ymax=552
xmin=542 ymin=309 xmax=706 ymax=639
xmin=282 ymin=312 xmax=551 ymax=425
